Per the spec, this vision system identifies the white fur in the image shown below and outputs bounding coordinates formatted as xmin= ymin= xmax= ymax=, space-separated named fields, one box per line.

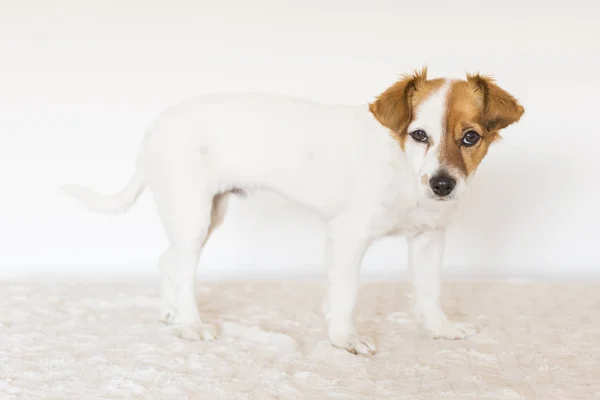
xmin=63 ymin=92 xmax=477 ymax=355
xmin=406 ymin=81 xmax=467 ymax=200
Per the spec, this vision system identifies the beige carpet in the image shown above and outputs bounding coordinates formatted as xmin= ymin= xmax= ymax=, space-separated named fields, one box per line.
xmin=1 ymin=281 xmax=599 ymax=399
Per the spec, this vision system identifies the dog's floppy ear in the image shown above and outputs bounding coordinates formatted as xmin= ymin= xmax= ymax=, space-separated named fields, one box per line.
xmin=467 ymin=73 xmax=524 ymax=132
xmin=369 ymin=68 xmax=428 ymax=133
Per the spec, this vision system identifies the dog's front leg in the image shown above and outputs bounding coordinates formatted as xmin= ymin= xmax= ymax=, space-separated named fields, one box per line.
xmin=408 ymin=229 xmax=477 ymax=339
xmin=325 ymin=227 xmax=376 ymax=355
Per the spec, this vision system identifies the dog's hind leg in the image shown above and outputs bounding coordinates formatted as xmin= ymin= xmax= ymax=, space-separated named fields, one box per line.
xmin=153 ymin=176 xmax=218 ymax=341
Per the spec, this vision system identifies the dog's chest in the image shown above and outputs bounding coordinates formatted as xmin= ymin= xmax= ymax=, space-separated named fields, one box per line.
xmin=369 ymin=190 xmax=454 ymax=238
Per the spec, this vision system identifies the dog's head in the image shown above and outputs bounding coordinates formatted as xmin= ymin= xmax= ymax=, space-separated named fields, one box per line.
xmin=369 ymin=68 xmax=524 ymax=202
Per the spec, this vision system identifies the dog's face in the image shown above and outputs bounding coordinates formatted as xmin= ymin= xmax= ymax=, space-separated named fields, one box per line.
xmin=369 ymin=68 xmax=524 ymax=202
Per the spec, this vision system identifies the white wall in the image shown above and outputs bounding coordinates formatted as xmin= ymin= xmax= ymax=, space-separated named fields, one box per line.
xmin=1 ymin=0 xmax=599 ymax=280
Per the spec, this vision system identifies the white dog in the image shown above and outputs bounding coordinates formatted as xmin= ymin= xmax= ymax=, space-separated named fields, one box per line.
xmin=62 ymin=68 xmax=524 ymax=355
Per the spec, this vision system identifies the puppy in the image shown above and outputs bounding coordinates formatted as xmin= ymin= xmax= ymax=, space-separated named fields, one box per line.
xmin=62 ymin=68 xmax=524 ymax=355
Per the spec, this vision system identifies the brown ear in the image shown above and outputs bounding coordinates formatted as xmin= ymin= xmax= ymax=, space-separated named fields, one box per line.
xmin=467 ymin=73 xmax=524 ymax=132
xmin=369 ymin=67 xmax=428 ymax=133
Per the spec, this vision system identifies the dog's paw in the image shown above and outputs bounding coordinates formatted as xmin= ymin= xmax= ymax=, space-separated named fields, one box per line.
xmin=330 ymin=332 xmax=377 ymax=355
xmin=172 ymin=322 xmax=218 ymax=341
xmin=430 ymin=322 xmax=478 ymax=340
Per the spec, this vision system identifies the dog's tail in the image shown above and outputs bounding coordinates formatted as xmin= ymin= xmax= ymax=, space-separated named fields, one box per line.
xmin=60 ymin=172 xmax=145 ymax=214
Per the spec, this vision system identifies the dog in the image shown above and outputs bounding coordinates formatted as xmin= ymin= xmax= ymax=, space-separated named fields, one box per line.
xmin=62 ymin=68 xmax=524 ymax=355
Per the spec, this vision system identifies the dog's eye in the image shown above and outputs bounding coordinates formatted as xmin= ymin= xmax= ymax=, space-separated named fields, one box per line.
xmin=462 ymin=131 xmax=481 ymax=147
xmin=410 ymin=130 xmax=428 ymax=143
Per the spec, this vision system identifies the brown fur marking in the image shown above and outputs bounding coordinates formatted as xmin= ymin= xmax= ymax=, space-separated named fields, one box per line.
xmin=370 ymin=69 xmax=524 ymax=177
xmin=441 ymin=77 xmax=525 ymax=176
xmin=369 ymin=67 xmax=445 ymax=149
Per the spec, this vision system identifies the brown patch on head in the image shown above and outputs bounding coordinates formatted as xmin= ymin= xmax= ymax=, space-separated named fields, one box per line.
xmin=440 ymin=75 xmax=525 ymax=176
xmin=369 ymin=67 xmax=445 ymax=148
xmin=421 ymin=174 xmax=429 ymax=186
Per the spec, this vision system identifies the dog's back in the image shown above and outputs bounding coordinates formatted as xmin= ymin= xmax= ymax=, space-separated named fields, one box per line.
xmin=135 ymin=93 xmax=391 ymax=215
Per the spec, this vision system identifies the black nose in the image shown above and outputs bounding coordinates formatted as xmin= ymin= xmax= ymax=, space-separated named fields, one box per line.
xmin=430 ymin=175 xmax=456 ymax=197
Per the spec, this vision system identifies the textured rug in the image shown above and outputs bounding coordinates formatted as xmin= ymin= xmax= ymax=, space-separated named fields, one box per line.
xmin=0 ymin=281 xmax=599 ymax=399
